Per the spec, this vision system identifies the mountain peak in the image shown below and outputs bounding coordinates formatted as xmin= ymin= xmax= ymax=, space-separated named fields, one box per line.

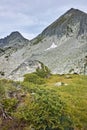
xmin=41 ymin=8 xmax=87 ymax=38
xmin=9 ymin=31 xmax=23 ymax=38
xmin=68 ymin=8 xmax=76 ymax=11
xmin=66 ymin=8 xmax=86 ymax=15
xmin=0 ymin=31 xmax=29 ymax=47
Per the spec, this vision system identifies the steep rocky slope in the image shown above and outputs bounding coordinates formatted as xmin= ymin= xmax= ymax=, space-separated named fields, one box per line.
xmin=0 ymin=8 xmax=87 ymax=80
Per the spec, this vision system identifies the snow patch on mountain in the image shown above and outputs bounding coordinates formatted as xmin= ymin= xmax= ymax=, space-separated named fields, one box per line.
xmin=45 ymin=42 xmax=57 ymax=51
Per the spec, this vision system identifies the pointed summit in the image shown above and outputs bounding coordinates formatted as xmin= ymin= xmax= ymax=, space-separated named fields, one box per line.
xmin=0 ymin=31 xmax=29 ymax=47
xmin=7 ymin=31 xmax=27 ymax=41
xmin=65 ymin=8 xmax=86 ymax=15
xmin=9 ymin=31 xmax=23 ymax=38
xmin=66 ymin=8 xmax=76 ymax=13
xmin=40 ymin=8 xmax=87 ymax=38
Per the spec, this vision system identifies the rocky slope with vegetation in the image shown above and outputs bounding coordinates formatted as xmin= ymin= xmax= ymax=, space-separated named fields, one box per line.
xmin=0 ymin=66 xmax=87 ymax=130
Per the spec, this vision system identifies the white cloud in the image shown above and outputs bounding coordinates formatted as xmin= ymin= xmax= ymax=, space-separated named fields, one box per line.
xmin=22 ymin=32 xmax=37 ymax=40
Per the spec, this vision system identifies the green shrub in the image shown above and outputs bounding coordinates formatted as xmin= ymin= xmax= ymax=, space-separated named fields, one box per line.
xmin=24 ymin=73 xmax=45 ymax=85
xmin=2 ymin=98 xmax=18 ymax=113
xmin=0 ymin=84 xmax=5 ymax=98
xmin=14 ymin=89 xmax=74 ymax=130
xmin=36 ymin=63 xmax=51 ymax=78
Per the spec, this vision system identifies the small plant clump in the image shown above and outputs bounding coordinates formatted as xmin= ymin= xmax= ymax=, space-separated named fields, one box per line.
xmin=36 ymin=62 xmax=51 ymax=78
xmin=32 ymin=35 xmax=43 ymax=45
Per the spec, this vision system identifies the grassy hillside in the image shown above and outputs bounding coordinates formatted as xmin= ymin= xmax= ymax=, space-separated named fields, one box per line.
xmin=0 ymin=73 xmax=87 ymax=130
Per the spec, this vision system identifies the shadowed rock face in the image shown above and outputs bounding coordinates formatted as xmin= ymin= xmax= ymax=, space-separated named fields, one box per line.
xmin=0 ymin=8 xmax=87 ymax=81
xmin=0 ymin=31 xmax=29 ymax=48
xmin=39 ymin=8 xmax=87 ymax=37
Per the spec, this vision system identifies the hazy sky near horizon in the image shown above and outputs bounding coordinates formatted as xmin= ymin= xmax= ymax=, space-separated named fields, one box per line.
xmin=0 ymin=0 xmax=87 ymax=39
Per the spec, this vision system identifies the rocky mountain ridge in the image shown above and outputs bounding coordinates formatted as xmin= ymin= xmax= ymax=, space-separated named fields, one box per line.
xmin=0 ymin=31 xmax=29 ymax=48
xmin=0 ymin=8 xmax=87 ymax=81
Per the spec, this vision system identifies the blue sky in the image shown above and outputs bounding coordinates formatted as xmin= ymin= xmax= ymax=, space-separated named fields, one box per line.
xmin=0 ymin=0 xmax=87 ymax=39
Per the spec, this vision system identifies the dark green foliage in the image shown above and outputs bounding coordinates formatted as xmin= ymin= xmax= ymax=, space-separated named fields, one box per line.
xmin=0 ymin=71 xmax=5 ymax=76
xmin=66 ymin=25 xmax=73 ymax=36
xmin=49 ymin=16 xmax=67 ymax=29
xmin=24 ymin=73 xmax=45 ymax=85
xmin=69 ymin=69 xmax=74 ymax=73
xmin=1 ymin=98 xmax=18 ymax=113
xmin=15 ymin=88 xmax=74 ymax=130
xmin=36 ymin=63 xmax=51 ymax=78
xmin=0 ymin=82 xmax=5 ymax=98
xmin=0 ymin=48 xmax=4 ymax=52
xmin=32 ymin=35 xmax=43 ymax=45
xmin=67 ymin=26 xmax=73 ymax=33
